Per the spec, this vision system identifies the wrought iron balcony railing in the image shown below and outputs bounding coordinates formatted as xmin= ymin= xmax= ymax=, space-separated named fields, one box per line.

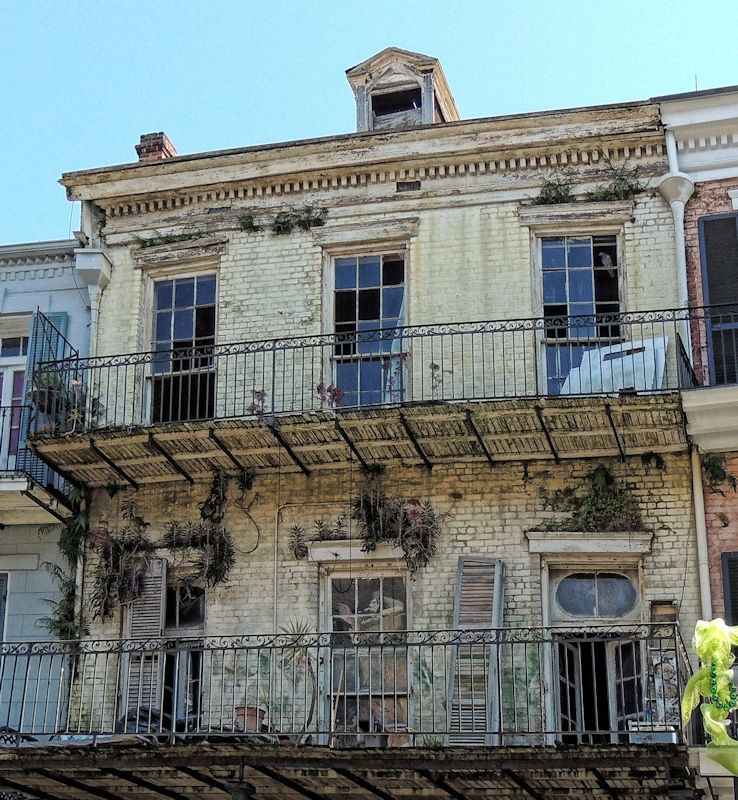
xmin=0 ymin=625 xmax=692 ymax=747
xmin=28 ymin=305 xmax=736 ymax=437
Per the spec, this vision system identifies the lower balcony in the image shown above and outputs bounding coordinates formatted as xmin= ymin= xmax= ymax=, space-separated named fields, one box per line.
xmin=0 ymin=625 xmax=699 ymax=799
xmin=26 ymin=308 xmax=700 ymax=488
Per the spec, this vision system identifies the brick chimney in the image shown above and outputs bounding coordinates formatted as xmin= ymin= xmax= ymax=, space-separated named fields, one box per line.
xmin=135 ymin=132 xmax=177 ymax=162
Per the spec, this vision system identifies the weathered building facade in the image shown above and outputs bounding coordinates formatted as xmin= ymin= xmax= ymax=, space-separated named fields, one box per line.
xmin=0 ymin=49 xmax=719 ymax=798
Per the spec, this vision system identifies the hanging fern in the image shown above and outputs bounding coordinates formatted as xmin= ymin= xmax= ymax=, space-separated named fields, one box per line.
xmin=89 ymin=502 xmax=156 ymax=621
xmin=163 ymin=520 xmax=236 ymax=588
xmin=351 ymin=490 xmax=447 ymax=573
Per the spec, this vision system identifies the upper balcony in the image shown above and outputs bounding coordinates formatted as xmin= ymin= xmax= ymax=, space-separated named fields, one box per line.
xmin=26 ymin=306 xmax=727 ymax=488
xmin=0 ymin=312 xmax=77 ymax=522
xmin=0 ymin=624 xmax=699 ymax=799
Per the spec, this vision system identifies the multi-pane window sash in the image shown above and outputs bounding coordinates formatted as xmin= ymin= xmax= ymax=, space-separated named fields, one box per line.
xmin=330 ymin=576 xmax=408 ymax=738
xmin=541 ymin=235 xmax=621 ymax=394
xmin=152 ymin=275 xmax=217 ymax=374
xmin=151 ymin=274 xmax=217 ymax=424
xmin=333 ymin=254 xmax=406 ymax=407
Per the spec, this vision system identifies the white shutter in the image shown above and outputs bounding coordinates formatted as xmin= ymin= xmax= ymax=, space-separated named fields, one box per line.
xmin=447 ymin=556 xmax=505 ymax=746
xmin=120 ymin=559 xmax=167 ymax=731
xmin=123 ymin=558 xmax=167 ymax=639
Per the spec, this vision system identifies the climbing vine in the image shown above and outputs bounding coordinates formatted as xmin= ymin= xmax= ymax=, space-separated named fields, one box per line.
xmin=540 ymin=465 xmax=643 ymax=532
xmin=39 ymin=486 xmax=89 ymax=639
xmin=163 ymin=466 xmax=256 ymax=590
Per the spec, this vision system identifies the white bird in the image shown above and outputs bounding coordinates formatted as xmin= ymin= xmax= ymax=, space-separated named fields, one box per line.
xmin=599 ymin=251 xmax=616 ymax=277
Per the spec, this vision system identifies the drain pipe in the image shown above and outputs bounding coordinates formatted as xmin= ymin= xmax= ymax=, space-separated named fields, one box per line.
xmin=658 ymin=171 xmax=695 ymax=354
xmin=691 ymin=446 xmax=713 ymax=619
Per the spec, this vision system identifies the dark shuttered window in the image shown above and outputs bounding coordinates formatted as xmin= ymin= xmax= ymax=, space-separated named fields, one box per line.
xmin=722 ymin=552 xmax=738 ymax=624
xmin=699 ymin=213 xmax=738 ymax=385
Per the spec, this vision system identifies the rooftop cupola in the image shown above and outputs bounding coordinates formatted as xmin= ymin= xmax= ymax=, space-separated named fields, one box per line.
xmin=346 ymin=47 xmax=460 ymax=132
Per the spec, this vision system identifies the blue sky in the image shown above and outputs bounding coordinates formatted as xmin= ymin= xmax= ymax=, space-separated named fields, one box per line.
xmin=1 ymin=0 xmax=737 ymax=244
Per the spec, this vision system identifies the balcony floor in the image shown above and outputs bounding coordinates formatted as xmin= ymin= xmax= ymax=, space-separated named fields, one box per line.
xmin=0 ymin=740 xmax=697 ymax=800
xmin=29 ymin=394 xmax=687 ymax=488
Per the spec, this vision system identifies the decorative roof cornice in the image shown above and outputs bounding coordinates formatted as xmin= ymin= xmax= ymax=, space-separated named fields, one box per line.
xmin=97 ymin=138 xmax=665 ymax=220
xmin=0 ymin=239 xmax=77 ymax=269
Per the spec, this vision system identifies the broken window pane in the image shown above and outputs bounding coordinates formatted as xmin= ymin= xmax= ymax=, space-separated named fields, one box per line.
xmin=372 ymin=88 xmax=422 ymax=116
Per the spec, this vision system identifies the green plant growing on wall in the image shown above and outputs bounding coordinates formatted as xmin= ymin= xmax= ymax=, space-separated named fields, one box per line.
xmin=312 ymin=515 xmax=347 ymax=541
xmin=89 ymin=500 xmax=156 ymax=621
xmin=162 ymin=521 xmax=236 ymax=588
xmin=237 ymin=214 xmax=262 ymax=232
xmin=162 ymin=467 xmax=246 ymax=588
xmin=199 ymin=468 xmax=230 ymax=523
xmin=641 ymin=451 xmax=666 ymax=472
xmin=702 ymin=453 xmax=738 ymax=494
xmin=38 ymin=564 xmax=79 ymax=640
xmin=531 ymin=173 xmax=575 ymax=205
xmin=271 ymin=205 xmax=328 ymax=235
xmin=540 ymin=465 xmax=643 ymax=532
xmin=359 ymin=463 xmax=385 ymax=481
xmin=585 ymin=153 xmax=644 ymax=201
xmin=288 ymin=525 xmax=309 ymax=560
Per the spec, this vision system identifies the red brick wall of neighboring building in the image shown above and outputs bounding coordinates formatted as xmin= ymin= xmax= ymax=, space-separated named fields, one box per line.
xmin=684 ymin=180 xmax=738 ymax=618
xmin=705 ymin=453 xmax=738 ymax=618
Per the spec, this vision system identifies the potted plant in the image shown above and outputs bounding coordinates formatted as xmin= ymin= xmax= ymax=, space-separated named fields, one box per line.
xmin=234 ymin=653 xmax=272 ymax=733
xmin=276 ymin=620 xmax=318 ymax=743
xmin=29 ymin=371 xmax=65 ymax=416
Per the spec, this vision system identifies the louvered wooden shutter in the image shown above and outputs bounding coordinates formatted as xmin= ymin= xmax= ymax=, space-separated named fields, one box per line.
xmin=120 ymin=559 xmax=167 ymax=731
xmin=123 ymin=558 xmax=167 ymax=638
xmin=447 ymin=557 xmax=505 ymax=746
xmin=723 ymin=553 xmax=738 ymax=624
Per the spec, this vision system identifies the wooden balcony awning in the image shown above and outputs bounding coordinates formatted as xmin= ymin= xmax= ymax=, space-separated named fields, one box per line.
xmin=29 ymin=394 xmax=687 ymax=488
xmin=0 ymin=741 xmax=697 ymax=800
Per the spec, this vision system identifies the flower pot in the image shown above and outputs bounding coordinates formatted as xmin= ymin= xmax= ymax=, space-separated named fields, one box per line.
xmin=30 ymin=387 xmax=60 ymax=416
xmin=234 ymin=705 xmax=265 ymax=732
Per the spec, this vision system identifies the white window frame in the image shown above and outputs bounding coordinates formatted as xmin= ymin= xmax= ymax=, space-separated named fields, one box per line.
xmin=534 ymin=229 xmax=625 ymax=395
xmin=143 ymin=263 xmax=220 ymax=423
xmin=321 ymin=248 xmax=409 ymax=408
xmin=319 ymin=564 xmax=412 ymax=743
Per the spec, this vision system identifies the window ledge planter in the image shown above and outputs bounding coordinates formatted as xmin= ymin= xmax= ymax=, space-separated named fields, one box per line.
xmin=308 ymin=539 xmax=403 ymax=564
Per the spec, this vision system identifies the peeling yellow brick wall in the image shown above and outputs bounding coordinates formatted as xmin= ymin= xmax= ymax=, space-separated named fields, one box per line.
xmin=83 ymin=453 xmax=699 ymax=642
